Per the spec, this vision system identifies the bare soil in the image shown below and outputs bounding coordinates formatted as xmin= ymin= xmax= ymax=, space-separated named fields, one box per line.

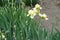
xmin=40 ymin=0 xmax=60 ymax=31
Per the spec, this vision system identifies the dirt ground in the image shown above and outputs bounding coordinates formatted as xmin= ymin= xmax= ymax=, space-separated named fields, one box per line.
xmin=40 ymin=0 xmax=60 ymax=31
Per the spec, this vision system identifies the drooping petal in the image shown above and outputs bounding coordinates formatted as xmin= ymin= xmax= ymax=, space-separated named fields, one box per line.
xmin=40 ymin=13 xmax=48 ymax=20
xmin=45 ymin=18 xmax=48 ymax=20
xmin=39 ymin=13 xmax=42 ymax=17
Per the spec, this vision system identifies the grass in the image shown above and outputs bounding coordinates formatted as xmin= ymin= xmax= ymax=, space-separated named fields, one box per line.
xmin=0 ymin=0 xmax=60 ymax=40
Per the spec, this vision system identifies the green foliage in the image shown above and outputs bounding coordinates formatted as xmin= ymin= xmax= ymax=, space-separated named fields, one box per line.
xmin=0 ymin=6 xmax=60 ymax=40
xmin=0 ymin=0 xmax=39 ymax=6
xmin=0 ymin=7 xmax=41 ymax=40
xmin=23 ymin=0 xmax=39 ymax=6
xmin=0 ymin=0 xmax=5 ymax=6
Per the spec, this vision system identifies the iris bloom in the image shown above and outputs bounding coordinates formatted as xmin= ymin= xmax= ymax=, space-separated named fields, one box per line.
xmin=40 ymin=13 xmax=48 ymax=20
xmin=33 ymin=8 xmax=40 ymax=14
xmin=35 ymin=4 xmax=42 ymax=10
xmin=27 ymin=4 xmax=48 ymax=20
xmin=2 ymin=34 xmax=5 ymax=39
xmin=27 ymin=10 xmax=36 ymax=19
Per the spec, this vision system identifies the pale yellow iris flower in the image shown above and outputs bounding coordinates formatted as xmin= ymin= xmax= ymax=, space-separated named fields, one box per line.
xmin=35 ymin=4 xmax=42 ymax=10
xmin=40 ymin=13 xmax=48 ymax=20
xmin=27 ymin=4 xmax=48 ymax=20
xmin=33 ymin=8 xmax=40 ymax=14
xmin=27 ymin=10 xmax=36 ymax=19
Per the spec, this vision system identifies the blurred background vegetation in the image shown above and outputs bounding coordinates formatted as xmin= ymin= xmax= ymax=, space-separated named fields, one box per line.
xmin=0 ymin=0 xmax=39 ymax=7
